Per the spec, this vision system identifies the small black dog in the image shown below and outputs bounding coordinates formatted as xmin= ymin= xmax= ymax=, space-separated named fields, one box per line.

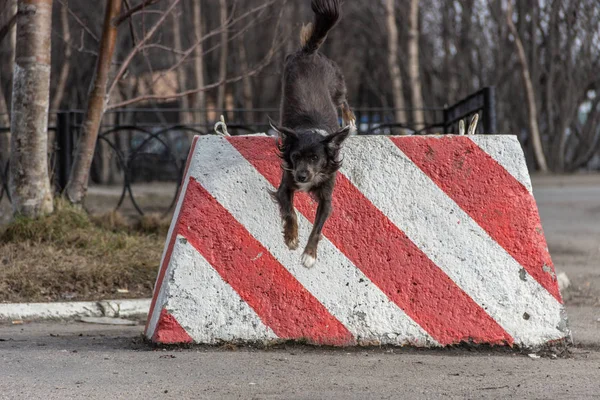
xmin=270 ymin=0 xmax=356 ymax=268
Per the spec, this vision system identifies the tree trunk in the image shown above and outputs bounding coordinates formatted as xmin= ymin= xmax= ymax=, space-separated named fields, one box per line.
xmin=9 ymin=0 xmax=54 ymax=217
xmin=192 ymin=0 xmax=206 ymax=126
xmin=0 ymin=81 xmax=10 ymax=172
xmin=407 ymin=0 xmax=424 ymax=130
xmin=441 ymin=2 xmax=454 ymax=105
xmin=505 ymin=0 xmax=548 ymax=172
xmin=0 ymin=0 xmax=17 ymax=171
xmin=238 ymin=42 xmax=254 ymax=125
xmin=65 ymin=0 xmax=122 ymax=204
xmin=171 ymin=5 xmax=191 ymax=125
xmin=216 ymin=0 xmax=228 ymax=113
xmin=50 ymin=0 xmax=71 ymax=112
xmin=458 ymin=0 xmax=475 ymax=98
xmin=384 ymin=0 xmax=407 ymax=129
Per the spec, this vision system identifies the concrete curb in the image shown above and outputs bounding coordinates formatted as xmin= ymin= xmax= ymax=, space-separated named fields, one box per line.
xmin=0 ymin=299 xmax=150 ymax=321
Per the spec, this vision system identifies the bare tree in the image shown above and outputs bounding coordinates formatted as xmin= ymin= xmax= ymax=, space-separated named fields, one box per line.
xmin=384 ymin=0 xmax=407 ymax=128
xmin=0 ymin=0 xmax=17 ymax=171
xmin=407 ymin=0 xmax=424 ymax=129
xmin=505 ymin=0 xmax=548 ymax=172
xmin=216 ymin=0 xmax=229 ymax=112
xmin=171 ymin=4 xmax=191 ymax=124
xmin=192 ymin=0 xmax=207 ymax=125
xmin=106 ymin=0 xmax=283 ymax=109
xmin=50 ymin=0 xmax=72 ymax=111
xmin=238 ymin=41 xmax=254 ymax=124
xmin=64 ymin=0 xmax=123 ymax=204
xmin=9 ymin=0 xmax=54 ymax=217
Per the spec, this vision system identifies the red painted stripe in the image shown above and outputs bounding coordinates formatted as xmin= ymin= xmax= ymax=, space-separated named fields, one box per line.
xmin=153 ymin=309 xmax=193 ymax=344
xmin=392 ymin=136 xmax=561 ymax=302
xmin=146 ymin=136 xmax=200 ymax=335
xmin=177 ymin=178 xmax=354 ymax=346
xmin=229 ymin=137 xmax=512 ymax=346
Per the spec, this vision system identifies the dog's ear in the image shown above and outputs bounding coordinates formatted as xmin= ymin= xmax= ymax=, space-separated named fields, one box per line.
xmin=323 ymin=126 xmax=351 ymax=150
xmin=269 ymin=117 xmax=297 ymax=141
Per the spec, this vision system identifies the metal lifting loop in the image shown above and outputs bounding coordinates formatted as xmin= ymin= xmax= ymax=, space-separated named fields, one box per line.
xmin=214 ymin=115 xmax=231 ymax=137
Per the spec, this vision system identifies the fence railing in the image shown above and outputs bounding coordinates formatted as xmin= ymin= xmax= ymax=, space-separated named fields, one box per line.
xmin=0 ymin=87 xmax=496 ymax=216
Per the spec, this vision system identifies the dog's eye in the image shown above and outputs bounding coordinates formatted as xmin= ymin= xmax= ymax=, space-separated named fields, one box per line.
xmin=310 ymin=155 xmax=318 ymax=161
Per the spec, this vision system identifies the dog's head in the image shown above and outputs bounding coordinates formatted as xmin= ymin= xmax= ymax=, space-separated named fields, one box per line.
xmin=271 ymin=121 xmax=351 ymax=189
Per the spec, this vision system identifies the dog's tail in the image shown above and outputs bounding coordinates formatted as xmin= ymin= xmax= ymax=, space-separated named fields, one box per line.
xmin=300 ymin=0 xmax=341 ymax=54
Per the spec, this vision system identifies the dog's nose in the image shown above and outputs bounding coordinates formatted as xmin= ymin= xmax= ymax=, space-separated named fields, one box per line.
xmin=296 ymin=173 xmax=308 ymax=183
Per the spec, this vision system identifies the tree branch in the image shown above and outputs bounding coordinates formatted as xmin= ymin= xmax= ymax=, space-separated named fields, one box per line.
xmin=106 ymin=39 xmax=286 ymax=109
xmin=106 ymin=0 xmax=181 ymax=98
xmin=57 ymin=0 xmax=99 ymax=42
xmin=113 ymin=0 xmax=163 ymax=26
xmin=107 ymin=0 xmax=275 ymax=101
xmin=107 ymin=3 xmax=288 ymax=110
xmin=0 ymin=10 xmax=16 ymax=44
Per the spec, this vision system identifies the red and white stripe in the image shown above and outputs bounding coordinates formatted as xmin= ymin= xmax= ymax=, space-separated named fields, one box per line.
xmin=145 ymin=135 xmax=569 ymax=348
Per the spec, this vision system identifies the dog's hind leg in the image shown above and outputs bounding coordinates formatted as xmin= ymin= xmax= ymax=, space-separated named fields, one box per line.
xmin=270 ymin=177 xmax=299 ymax=250
xmin=330 ymin=62 xmax=356 ymax=128
xmin=341 ymin=100 xmax=356 ymax=128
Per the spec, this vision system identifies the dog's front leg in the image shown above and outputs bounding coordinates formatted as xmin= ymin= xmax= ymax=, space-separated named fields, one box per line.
xmin=271 ymin=177 xmax=299 ymax=250
xmin=301 ymin=198 xmax=332 ymax=268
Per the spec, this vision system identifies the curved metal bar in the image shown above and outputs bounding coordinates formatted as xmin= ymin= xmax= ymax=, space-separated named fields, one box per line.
xmin=226 ymin=124 xmax=263 ymax=135
xmin=165 ymin=176 xmax=182 ymax=218
xmin=100 ymin=126 xmax=173 ymax=216
xmin=125 ymin=175 xmax=144 ymax=216
xmin=128 ymin=126 xmax=185 ymax=163
xmin=99 ymin=125 xmax=194 ymax=216
xmin=365 ymin=123 xmax=417 ymax=136
xmin=364 ymin=123 xmax=446 ymax=136
xmin=166 ymin=125 xmax=210 ymax=136
xmin=1 ymin=161 xmax=11 ymax=204
xmin=96 ymin=135 xmax=129 ymax=213
xmin=101 ymin=127 xmax=151 ymax=215
xmin=127 ymin=145 xmax=181 ymax=216
xmin=100 ymin=125 xmax=153 ymax=138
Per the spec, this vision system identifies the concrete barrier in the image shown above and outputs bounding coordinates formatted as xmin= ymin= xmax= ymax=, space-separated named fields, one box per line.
xmin=145 ymin=135 xmax=569 ymax=349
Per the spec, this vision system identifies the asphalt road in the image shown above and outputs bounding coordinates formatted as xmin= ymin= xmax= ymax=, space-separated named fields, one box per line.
xmin=0 ymin=318 xmax=599 ymax=400
xmin=0 ymin=175 xmax=599 ymax=399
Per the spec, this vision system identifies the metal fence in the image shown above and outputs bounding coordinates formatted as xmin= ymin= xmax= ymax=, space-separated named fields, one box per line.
xmin=0 ymin=87 xmax=496 ymax=215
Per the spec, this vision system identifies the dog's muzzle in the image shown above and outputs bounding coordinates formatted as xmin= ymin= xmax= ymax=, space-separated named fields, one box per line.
xmin=296 ymin=172 xmax=309 ymax=183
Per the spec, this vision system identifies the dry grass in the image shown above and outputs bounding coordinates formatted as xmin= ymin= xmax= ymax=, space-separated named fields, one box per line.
xmin=0 ymin=199 xmax=170 ymax=303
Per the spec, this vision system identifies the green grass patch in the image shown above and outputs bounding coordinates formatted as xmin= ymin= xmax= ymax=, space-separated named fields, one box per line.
xmin=0 ymin=199 xmax=169 ymax=303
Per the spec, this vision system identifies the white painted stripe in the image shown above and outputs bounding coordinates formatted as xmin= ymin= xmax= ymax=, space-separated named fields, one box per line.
xmin=188 ymin=136 xmax=437 ymax=346
xmin=468 ymin=135 xmax=533 ymax=193
xmin=340 ymin=137 xmax=566 ymax=347
xmin=167 ymin=237 xmax=278 ymax=343
xmin=146 ymin=139 xmax=199 ymax=338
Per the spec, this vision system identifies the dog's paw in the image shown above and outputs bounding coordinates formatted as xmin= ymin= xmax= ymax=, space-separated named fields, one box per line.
xmin=301 ymin=252 xmax=316 ymax=268
xmin=285 ymin=235 xmax=299 ymax=250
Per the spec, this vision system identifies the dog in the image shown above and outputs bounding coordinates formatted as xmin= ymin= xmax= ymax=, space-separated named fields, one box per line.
xmin=269 ymin=0 xmax=356 ymax=268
